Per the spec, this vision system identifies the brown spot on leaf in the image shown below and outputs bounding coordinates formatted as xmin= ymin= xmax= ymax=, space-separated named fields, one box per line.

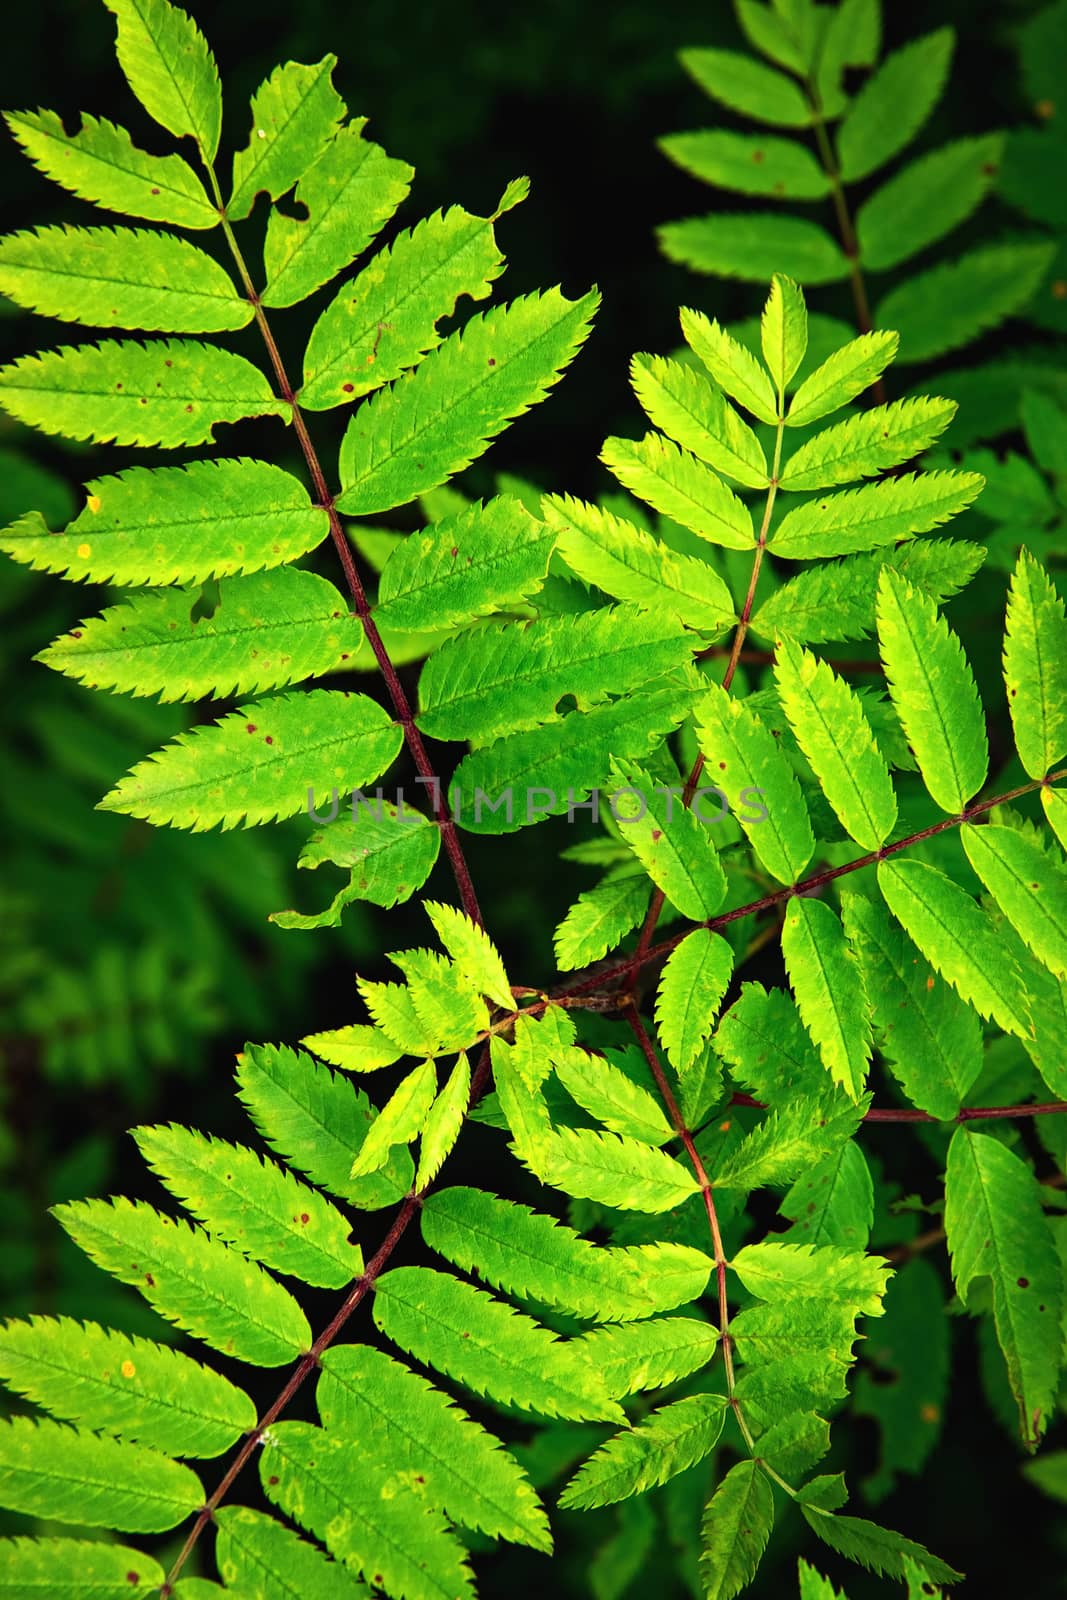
xmin=144 ymin=1272 xmax=155 ymax=1286
xmin=1018 ymin=1276 xmax=1030 ymax=1288
xmin=265 ymin=735 xmax=274 ymax=744
xmin=488 ymin=357 xmax=496 ymax=366
xmin=342 ymin=382 xmax=355 ymax=393
xmin=246 ymin=723 xmax=257 ymax=733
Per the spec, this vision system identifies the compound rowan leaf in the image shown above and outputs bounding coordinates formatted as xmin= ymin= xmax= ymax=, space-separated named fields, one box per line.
xmin=877 ymin=858 xmax=1033 ymax=1040
xmin=945 ymin=1127 xmax=1063 ymax=1450
xmin=302 ymin=196 xmax=515 ymax=408
xmin=100 ymin=689 xmax=401 ymax=831
xmin=655 ymin=928 xmax=734 ymax=1074
xmin=38 ymin=568 xmax=356 ymax=702
xmin=337 ymin=289 xmax=599 ymax=514
xmin=542 ymin=494 xmax=736 ymax=633
xmin=4 ymin=108 xmax=217 ymax=227
xmin=104 ymin=0 xmax=222 ymax=159
xmin=1003 ymin=548 xmax=1067 ymax=780
xmin=373 ymin=1266 xmax=624 ymax=1422
xmin=0 ymin=459 xmax=329 ymax=587
xmin=876 ymin=567 xmax=988 ymax=813
xmin=781 ymin=898 xmax=872 ymax=1100
xmin=773 ymin=639 xmax=897 ymax=850
xmin=699 ymin=1459 xmax=775 ymax=1600
xmin=227 ymin=56 xmax=345 ymax=219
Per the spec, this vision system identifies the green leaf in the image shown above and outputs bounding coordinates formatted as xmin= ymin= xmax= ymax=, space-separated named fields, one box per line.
xmin=841 ymin=893 xmax=983 ymax=1119
xmin=876 ymin=567 xmax=988 ymax=813
xmin=735 ymin=0 xmax=821 ymax=74
xmin=781 ymin=898 xmax=872 ymax=1100
xmin=38 ymin=568 xmax=355 ymax=702
xmin=856 ymin=135 xmax=1003 ymax=272
xmin=317 ymin=1344 xmax=551 ymax=1551
xmin=610 ymin=759 xmax=727 ymax=920
xmin=731 ymin=1240 xmax=888 ymax=1313
xmin=236 ymin=1042 xmax=413 ymax=1211
xmin=553 ymin=1045 xmax=674 ymax=1145
xmin=602 ymin=433 xmax=754 ymax=551
xmin=416 ymin=1053 xmax=471 ymax=1188
xmin=800 ymin=1505 xmax=962 ymax=1585
xmin=351 ymin=1059 xmax=437 ymax=1178
xmin=543 ymin=495 xmax=735 ymax=632
xmin=679 ymin=307 xmax=778 ymax=424
xmin=520 ymin=1124 xmax=701 ymax=1213
xmin=664 ymin=214 xmax=848 ymax=288
xmin=660 ymin=130 xmax=829 ymax=201
xmin=337 ymin=289 xmax=599 ymax=515
xmin=100 ymin=689 xmax=401 ymax=831
xmin=785 ymin=331 xmax=898 ymax=428
xmin=577 ymin=1317 xmax=719 ymax=1398
xmin=762 ymin=273 xmax=808 ymax=395
xmin=0 ymin=225 xmax=249 ymax=333
xmin=559 ymin=1393 xmax=727 ymax=1510
xmin=1044 ymin=787 xmax=1067 ymax=855
xmin=53 ymin=1196 xmax=311 ymax=1365
xmin=0 ymin=1536 xmax=164 ymax=1598
xmin=0 ymin=459 xmax=328 ymax=587
xmin=1003 ymin=548 xmax=1067 ymax=779
xmin=877 ymin=859 xmax=1033 ymax=1040
xmin=696 ymin=681 xmax=815 ymax=885
xmin=373 ymin=1265 xmax=624 ymax=1421
xmin=302 ymin=197 xmax=516 ymax=408
xmin=0 ymin=1415 xmax=201 ymax=1532
xmin=394 ymin=949 xmax=489 ymax=1054
xmin=836 ymin=28 xmax=954 ymax=182
xmin=780 ymin=398 xmax=957 ymax=490
xmin=797 ymin=1558 xmax=848 ymax=1600
xmin=4 ymin=109 xmax=217 ymax=228
xmin=281 ymin=803 xmax=440 ymax=928
xmin=132 ymin=1124 xmax=363 ymax=1289
xmin=0 ymin=340 xmax=286 ymax=449
xmin=680 ymin=47 xmax=811 ymax=126
xmin=104 ymin=0 xmax=222 ymax=160
xmin=261 ymin=122 xmax=413 ymax=307
xmin=963 ymin=822 xmax=1067 ymax=980
xmin=716 ymin=982 xmax=829 ymax=1104
xmin=698 ymin=1459 xmax=775 ymax=1600
xmin=876 ymin=243 xmax=1055 ymax=365
xmin=655 ymin=928 xmax=735 ymax=1075
xmin=303 ymin=1022 xmax=404 ymax=1073
xmin=423 ymin=902 xmax=512 ymax=1008
xmin=451 ymin=680 xmax=699 ymax=835
xmin=423 ymin=1186 xmax=710 ymax=1323
xmin=773 ymin=471 xmax=982 ymax=560
xmin=773 ymin=639 xmax=896 ymax=849
xmin=781 ymin=1140 xmax=873 ymax=1250
xmin=554 ymin=871 xmax=651 ymax=970
xmin=228 ymin=56 xmax=345 ymax=219
xmin=261 ymin=1420 xmax=474 ymax=1600
xmin=417 ymin=605 xmax=691 ymax=743
xmin=373 ymin=496 xmax=555 ymax=632
xmin=751 ymin=540 xmax=984 ymax=647
xmin=713 ymin=1092 xmax=867 ymax=1191
xmin=0 ymin=1316 xmax=254 ymax=1458
xmin=214 ymin=1506 xmax=367 ymax=1599
xmin=629 ymin=353 xmax=769 ymax=488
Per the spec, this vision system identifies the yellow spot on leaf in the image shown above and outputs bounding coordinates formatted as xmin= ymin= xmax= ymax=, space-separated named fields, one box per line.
xmin=77 ymin=543 xmax=91 ymax=559
xmin=920 ymin=1402 xmax=940 ymax=1423
xmin=86 ymin=495 xmax=101 ymax=514
xmin=120 ymin=1360 xmax=136 ymax=1379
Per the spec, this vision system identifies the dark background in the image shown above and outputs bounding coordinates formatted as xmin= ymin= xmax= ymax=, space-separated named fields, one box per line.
xmin=0 ymin=1 xmax=1064 ymax=1594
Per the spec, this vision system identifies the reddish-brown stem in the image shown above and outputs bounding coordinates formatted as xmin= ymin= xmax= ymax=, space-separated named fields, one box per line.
xmin=727 ymin=1090 xmax=1067 ymax=1125
xmin=625 ymin=1005 xmax=743 ymax=1415
xmin=212 ymin=195 xmax=483 ymax=926
xmin=160 ymin=1194 xmax=420 ymax=1596
xmin=807 ymin=92 xmax=883 ymax=402
xmin=561 ymin=770 xmax=1067 ymax=1001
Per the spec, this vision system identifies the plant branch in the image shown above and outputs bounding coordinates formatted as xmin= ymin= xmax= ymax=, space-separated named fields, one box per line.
xmin=626 ymin=417 xmax=786 ymax=990
xmin=727 ymin=1090 xmax=1067 ymax=1126
xmin=560 ymin=771 xmax=1067 ymax=1000
xmin=207 ymin=173 xmax=483 ymax=926
xmin=625 ymin=1003 xmax=754 ymax=1448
